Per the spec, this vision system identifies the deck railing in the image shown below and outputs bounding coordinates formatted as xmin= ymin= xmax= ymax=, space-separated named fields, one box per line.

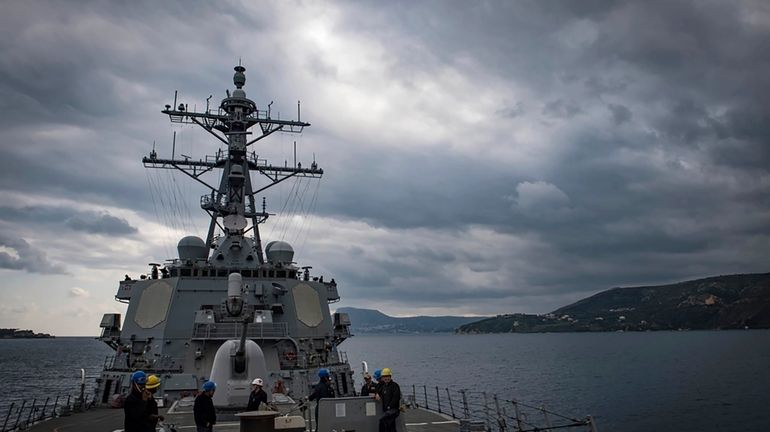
xmin=0 ymin=392 xmax=95 ymax=432
xmin=191 ymin=322 xmax=289 ymax=339
xmin=0 ymin=384 xmax=597 ymax=432
xmin=102 ymin=354 xmax=187 ymax=372
xmin=407 ymin=385 xmax=598 ymax=432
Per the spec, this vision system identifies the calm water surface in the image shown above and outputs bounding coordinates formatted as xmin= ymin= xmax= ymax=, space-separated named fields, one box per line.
xmin=1 ymin=331 xmax=768 ymax=431
xmin=343 ymin=331 xmax=770 ymax=432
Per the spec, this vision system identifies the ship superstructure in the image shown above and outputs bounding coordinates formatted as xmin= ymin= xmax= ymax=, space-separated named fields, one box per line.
xmin=96 ymin=65 xmax=354 ymax=407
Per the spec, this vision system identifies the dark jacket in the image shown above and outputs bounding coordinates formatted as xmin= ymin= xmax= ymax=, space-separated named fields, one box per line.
xmin=247 ymin=388 xmax=268 ymax=411
xmin=378 ymin=380 xmax=401 ymax=412
xmin=309 ymin=379 xmax=335 ymax=401
xmin=360 ymin=381 xmax=377 ymax=396
xmin=147 ymin=396 xmax=159 ymax=429
xmin=124 ymin=388 xmax=151 ymax=432
xmin=194 ymin=393 xmax=216 ymax=427
xmin=309 ymin=378 xmax=335 ymax=425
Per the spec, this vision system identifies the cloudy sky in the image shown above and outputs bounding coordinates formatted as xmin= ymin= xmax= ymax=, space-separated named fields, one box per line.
xmin=1 ymin=1 xmax=768 ymax=335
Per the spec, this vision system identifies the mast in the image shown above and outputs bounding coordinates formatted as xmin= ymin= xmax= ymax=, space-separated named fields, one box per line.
xmin=142 ymin=65 xmax=322 ymax=265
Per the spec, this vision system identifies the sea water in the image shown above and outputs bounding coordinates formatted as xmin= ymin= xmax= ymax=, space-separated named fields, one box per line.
xmin=344 ymin=331 xmax=770 ymax=432
xmin=1 ymin=331 xmax=769 ymax=431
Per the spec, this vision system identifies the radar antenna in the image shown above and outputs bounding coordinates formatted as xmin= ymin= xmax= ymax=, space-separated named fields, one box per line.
xmin=142 ymin=65 xmax=323 ymax=265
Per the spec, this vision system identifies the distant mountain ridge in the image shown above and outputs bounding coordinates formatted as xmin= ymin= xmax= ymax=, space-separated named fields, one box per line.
xmin=337 ymin=307 xmax=486 ymax=333
xmin=457 ymin=273 xmax=770 ymax=333
xmin=0 ymin=328 xmax=54 ymax=338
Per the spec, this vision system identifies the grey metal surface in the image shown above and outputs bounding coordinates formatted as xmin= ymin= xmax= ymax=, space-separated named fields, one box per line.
xmin=316 ymin=396 xmax=406 ymax=432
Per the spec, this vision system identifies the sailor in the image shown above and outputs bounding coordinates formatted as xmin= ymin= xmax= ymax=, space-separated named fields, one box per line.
xmin=360 ymin=372 xmax=376 ymax=396
xmin=247 ymin=378 xmax=268 ymax=411
xmin=308 ymin=368 xmax=335 ymax=430
xmin=375 ymin=368 xmax=401 ymax=432
xmin=144 ymin=374 xmax=164 ymax=429
xmin=194 ymin=381 xmax=217 ymax=432
xmin=372 ymin=369 xmax=383 ymax=393
xmin=124 ymin=370 xmax=151 ymax=432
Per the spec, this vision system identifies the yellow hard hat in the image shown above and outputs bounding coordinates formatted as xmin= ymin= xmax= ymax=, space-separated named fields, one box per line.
xmin=381 ymin=367 xmax=392 ymax=377
xmin=146 ymin=374 xmax=161 ymax=389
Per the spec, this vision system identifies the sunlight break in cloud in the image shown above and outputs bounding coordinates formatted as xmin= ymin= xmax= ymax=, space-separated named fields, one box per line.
xmin=68 ymin=287 xmax=91 ymax=298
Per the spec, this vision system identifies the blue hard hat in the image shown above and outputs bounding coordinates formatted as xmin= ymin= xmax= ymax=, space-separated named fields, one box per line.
xmin=202 ymin=381 xmax=216 ymax=392
xmin=131 ymin=371 xmax=147 ymax=385
xmin=373 ymin=369 xmax=382 ymax=381
xmin=318 ymin=368 xmax=330 ymax=378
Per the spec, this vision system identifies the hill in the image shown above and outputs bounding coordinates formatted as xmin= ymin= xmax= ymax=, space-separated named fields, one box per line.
xmin=0 ymin=328 xmax=54 ymax=338
xmin=457 ymin=273 xmax=770 ymax=333
xmin=337 ymin=307 xmax=486 ymax=333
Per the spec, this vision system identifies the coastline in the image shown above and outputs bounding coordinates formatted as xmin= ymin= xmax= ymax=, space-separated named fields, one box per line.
xmin=0 ymin=328 xmax=55 ymax=339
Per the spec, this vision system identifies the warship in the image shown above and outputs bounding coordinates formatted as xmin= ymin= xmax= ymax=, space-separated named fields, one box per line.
xmin=96 ymin=64 xmax=359 ymax=407
xmin=2 ymin=64 xmax=598 ymax=432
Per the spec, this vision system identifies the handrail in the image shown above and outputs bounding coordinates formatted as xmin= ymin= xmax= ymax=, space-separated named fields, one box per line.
xmin=406 ymin=384 xmax=598 ymax=432
xmin=0 ymin=391 xmax=96 ymax=432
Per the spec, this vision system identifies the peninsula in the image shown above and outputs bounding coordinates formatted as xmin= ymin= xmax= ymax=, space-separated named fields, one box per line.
xmin=0 ymin=328 xmax=54 ymax=339
xmin=457 ymin=273 xmax=770 ymax=333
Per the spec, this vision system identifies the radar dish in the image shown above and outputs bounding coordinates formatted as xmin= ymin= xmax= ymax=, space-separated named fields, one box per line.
xmin=265 ymin=241 xmax=294 ymax=264
xmin=177 ymin=236 xmax=207 ymax=260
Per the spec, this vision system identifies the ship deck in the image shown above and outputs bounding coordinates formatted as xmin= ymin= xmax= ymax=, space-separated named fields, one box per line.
xmin=22 ymin=406 xmax=459 ymax=432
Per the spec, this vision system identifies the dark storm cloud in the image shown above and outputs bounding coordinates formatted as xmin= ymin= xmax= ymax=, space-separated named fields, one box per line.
xmin=542 ymin=99 xmax=582 ymax=119
xmin=0 ymin=1 xmax=271 ymax=215
xmin=324 ymin=0 xmax=769 ymax=270
xmin=497 ymin=102 xmax=525 ymax=119
xmin=0 ymin=1 xmax=255 ymax=127
xmin=0 ymin=206 xmax=137 ymax=235
xmin=65 ymin=212 xmax=137 ymax=235
xmin=607 ymin=104 xmax=631 ymax=125
xmin=1 ymin=0 xmax=768 ymax=316
xmin=0 ymin=231 xmax=67 ymax=274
